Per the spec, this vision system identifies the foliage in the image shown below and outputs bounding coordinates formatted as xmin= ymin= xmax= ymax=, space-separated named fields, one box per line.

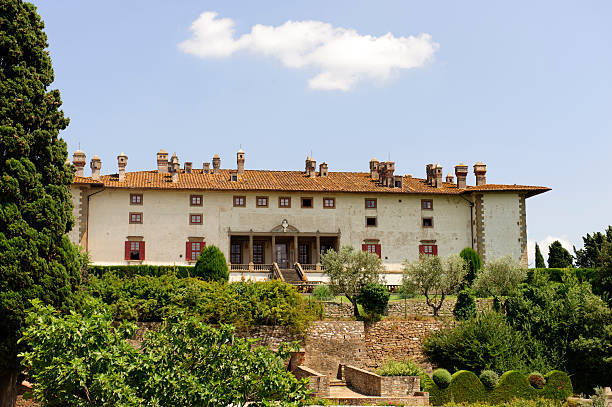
xmin=312 ymin=285 xmax=333 ymax=301
xmin=321 ymin=246 xmax=385 ymax=317
xmin=0 ymin=1 xmax=82 ymax=401
xmin=594 ymin=239 xmax=612 ymax=306
xmin=433 ymin=368 xmax=452 ymax=389
xmin=89 ymin=265 xmax=195 ymax=278
xmin=402 ymin=254 xmax=467 ymax=316
xmin=479 ymin=370 xmax=499 ymax=389
xmin=473 ymin=255 xmax=526 ymax=307
xmin=423 ymin=369 xmax=572 ymax=406
xmin=574 ymin=225 xmax=612 ymax=268
xmin=547 ymin=241 xmax=573 ymax=268
xmin=423 ymin=311 xmax=528 ymax=374
xmin=535 ymin=244 xmax=546 ymax=268
xmin=194 ymin=244 xmax=229 ymax=282
xmin=20 ymin=301 xmax=310 ymax=406
xmin=453 ymin=287 xmax=477 ymax=320
xmin=460 ymin=247 xmax=482 ymax=286
xmin=375 ymin=359 xmax=423 ymax=377
xmin=528 ymin=372 xmax=545 ymax=389
xmin=85 ymin=274 xmax=320 ymax=334
xmin=445 ymin=399 xmax=564 ymax=407
xmin=505 ymin=272 xmax=612 ymax=392
xmin=356 ymin=282 xmax=390 ymax=320
xmin=591 ymin=387 xmax=607 ymax=407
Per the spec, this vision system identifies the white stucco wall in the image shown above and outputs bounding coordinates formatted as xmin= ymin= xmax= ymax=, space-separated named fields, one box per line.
xmin=482 ymin=192 xmax=523 ymax=263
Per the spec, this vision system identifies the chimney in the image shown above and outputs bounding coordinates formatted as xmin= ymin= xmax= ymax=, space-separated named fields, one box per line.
xmin=203 ymin=162 xmax=210 ymax=174
xmin=393 ymin=175 xmax=403 ymax=188
xmin=72 ymin=150 xmax=86 ymax=177
xmin=157 ymin=149 xmax=169 ymax=174
xmin=212 ymin=154 xmax=221 ymax=174
xmin=369 ymin=158 xmax=379 ymax=181
xmin=379 ymin=161 xmax=395 ymax=187
xmin=455 ymin=164 xmax=468 ymax=189
xmin=237 ymin=149 xmax=245 ymax=174
xmin=474 ymin=162 xmax=487 ymax=186
xmin=433 ymin=164 xmax=443 ymax=188
xmin=319 ymin=162 xmax=328 ymax=177
xmin=184 ymin=162 xmax=192 ymax=174
xmin=90 ymin=155 xmax=101 ymax=180
xmin=170 ymin=152 xmax=179 ymax=183
xmin=446 ymin=172 xmax=454 ymax=184
xmin=426 ymin=164 xmax=434 ymax=186
xmin=305 ymin=156 xmax=316 ymax=177
xmin=117 ymin=152 xmax=128 ymax=182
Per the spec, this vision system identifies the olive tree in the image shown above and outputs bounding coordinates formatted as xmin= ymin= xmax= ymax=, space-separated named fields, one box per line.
xmin=321 ymin=245 xmax=385 ymax=317
xmin=401 ymin=254 xmax=467 ymax=316
xmin=473 ymin=255 xmax=526 ymax=309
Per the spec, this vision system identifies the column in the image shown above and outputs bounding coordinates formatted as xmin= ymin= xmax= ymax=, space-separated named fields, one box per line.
xmin=271 ymin=235 xmax=276 ymax=264
xmin=294 ymin=235 xmax=299 ymax=265
xmin=315 ymin=234 xmax=321 ymax=265
xmin=227 ymin=233 xmax=232 ymax=267
xmin=248 ymin=233 xmax=254 ymax=270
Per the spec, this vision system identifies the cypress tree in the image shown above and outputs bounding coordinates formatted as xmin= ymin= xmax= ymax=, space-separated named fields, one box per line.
xmin=459 ymin=247 xmax=482 ymax=286
xmin=0 ymin=1 xmax=81 ymax=404
xmin=535 ymin=243 xmax=546 ymax=268
xmin=194 ymin=245 xmax=229 ymax=282
xmin=547 ymin=241 xmax=573 ymax=268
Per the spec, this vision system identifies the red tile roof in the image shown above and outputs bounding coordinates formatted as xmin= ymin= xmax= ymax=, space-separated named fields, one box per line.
xmin=73 ymin=169 xmax=550 ymax=197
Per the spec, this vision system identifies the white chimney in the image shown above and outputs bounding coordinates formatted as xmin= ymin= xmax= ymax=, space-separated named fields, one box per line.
xmin=117 ymin=152 xmax=127 ymax=182
xmin=72 ymin=150 xmax=86 ymax=177
xmin=90 ymin=155 xmax=101 ymax=181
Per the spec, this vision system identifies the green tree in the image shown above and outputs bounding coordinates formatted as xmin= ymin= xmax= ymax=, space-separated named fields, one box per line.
xmin=402 ymin=254 xmax=467 ymax=316
xmin=453 ymin=287 xmax=477 ymax=320
xmin=194 ymin=245 xmax=229 ymax=282
xmin=459 ymin=247 xmax=482 ymax=286
xmin=547 ymin=241 xmax=573 ymax=268
xmin=535 ymin=243 xmax=546 ymax=268
xmin=593 ymin=239 xmax=612 ymax=306
xmin=321 ymin=246 xmax=385 ymax=317
xmin=0 ymin=1 xmax=81 ymax=404
xmin=473 ymin=255 xmax=526 ymax=309
xmin=574 ymin=226 xmax=612 ymax=268
xmin=356 ymin=282 xmax=390 ymax=320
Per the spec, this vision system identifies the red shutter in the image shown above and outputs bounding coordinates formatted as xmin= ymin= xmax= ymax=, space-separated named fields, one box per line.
xmin=375 ymin=244 xmax=381 ymax=258
xmin=419 ymin=245 xmax=425 ymax=255
xmin=432 ymin=245 xmax=438 ymax=256
xmin=362 ymin=244 xmax=367 ymax=252
xmin=202 ymin=241 xmax=206 ymax=247
xmin=140 ymin=242 xmax=145 ymax=260
xmin=186 ymin=242 xmax=192 ymax=261
xmin=125 ymin=241 xmax=130 ymax=260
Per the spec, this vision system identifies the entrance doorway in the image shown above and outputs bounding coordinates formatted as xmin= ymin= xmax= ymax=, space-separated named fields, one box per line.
xmin=275 ymin=244 xmax=288 ymax=268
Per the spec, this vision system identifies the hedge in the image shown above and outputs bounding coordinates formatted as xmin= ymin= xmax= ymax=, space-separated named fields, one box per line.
xmin=527 ymin=268 xmax=596 ymax=284
xmin=88 ymin=265 xmax=195 ymax=278
xmin=424 ymin=370 xmax=572 ymax=406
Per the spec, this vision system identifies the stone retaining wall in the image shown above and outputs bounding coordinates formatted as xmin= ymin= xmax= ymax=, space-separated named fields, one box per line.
xmin=293 ymin=365 xmax=329 ymax=397
xmin=324 ymin=298 xmax=492 ymax=318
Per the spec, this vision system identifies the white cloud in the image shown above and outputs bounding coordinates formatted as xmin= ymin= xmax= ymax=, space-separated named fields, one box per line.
xmin=178 ymin=12 xmax=439 ymax=91
xmin=527 ymin=235 xmax=575 ymax=267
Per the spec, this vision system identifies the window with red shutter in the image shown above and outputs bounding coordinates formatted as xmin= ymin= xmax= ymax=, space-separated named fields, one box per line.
xmin=139 ymin=242 xmax=145 ymax=260
xmin=419 ymin=244 xmax=437 ymax=257
xmin=186 ymin=242 xmax=192 ymax=261
xmin=375 ymin=244 xmax=381 ymax=258
xmin=362 ymin=243 xmax=380 ymax=258
xmin=125 ymin=241 xmax=131 ymax=260
xmin=126 ymin=241 xmax=144 ymax=260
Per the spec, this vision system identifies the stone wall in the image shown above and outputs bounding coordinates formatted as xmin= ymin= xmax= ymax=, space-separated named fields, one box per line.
xmin=324 ymin=298 xmax=492 ymax=318
xmin=293 ymin=365 xmax=329 ymax=397
xmin=344 ymin=365 xmax=381 ymax=396
xmin=380 ymin=376 xmax=420 ymax=397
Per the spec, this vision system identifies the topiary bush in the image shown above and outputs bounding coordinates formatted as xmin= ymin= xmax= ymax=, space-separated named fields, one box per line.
xmin=356 ymin=282 xmax=390 ymax=319
xmin=460 ymin=247 xmax=482 ymax=286
xmin=489 ymin=370 xmax=537 ymax=404
xmin=194 ymin=245 xmax=229 ymax=282
xmin=528 ymin=372 xmax=546 ymax=389
xmin=480 ymin=370 xmax=499 ymax=389
xmin=541 ymin=370 xmax=573 ymax=401
xmin=432 ymin=368 xmax=452 ymax=389
xmin=453 ymin=287 xmax=477 ymax=320
xmin=375 ymin=359 xmax=423 ymax=377
xmin=312 ymin=285 xmax=333 ymax=301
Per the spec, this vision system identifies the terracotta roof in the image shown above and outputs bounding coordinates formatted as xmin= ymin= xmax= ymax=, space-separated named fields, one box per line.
xmin=72 ymin=169 xmax=550 ymax=197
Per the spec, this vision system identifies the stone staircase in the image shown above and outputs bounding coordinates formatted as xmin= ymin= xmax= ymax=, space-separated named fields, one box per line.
xmin=280 ymin=268 xmax=302 ymax=283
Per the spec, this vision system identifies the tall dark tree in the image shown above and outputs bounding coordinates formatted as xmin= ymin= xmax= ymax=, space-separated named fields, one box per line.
xmin=459 ymin=247 xmax=482 ymax=286
xmin=547 ymin=241 xmax=573 ymax=268
xmin=574 ymin=226 xmax=612 ymax=268
xmin=0 ymin=1 xmax=81 ymax=405
xmin=534 ymin=243 xmax=546 ymax=268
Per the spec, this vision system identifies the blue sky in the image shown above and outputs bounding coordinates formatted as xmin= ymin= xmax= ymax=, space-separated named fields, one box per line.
xmin=32 ymin=0 xmax=611 ymax=264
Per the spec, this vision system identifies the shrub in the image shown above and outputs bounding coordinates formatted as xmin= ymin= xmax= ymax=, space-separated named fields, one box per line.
xmin=356 ymin=282 xmax=390 ymax=318
xmin=89 ymin=265 xmax=195 ymax=278
xmin=489 ymin=370 xmax=537 ymax=404
xmin=453 ymin=287 xmax=477 ymax=320
xmin=433 ymin=368 xmax=452 ymax=389
xmin=449 ymin=370 xmax=487 ymax=404
xmin=194 ymin=245 xmax=229 ymax=282
xmin=312 ymin=285 xmax=333 ymax=301
xmin=376 ymin=359 xmax=423 ymax=377
xmin=460 ymin=247 xmax=482 ymax=286
xmin=479 ymin=370 xmax=499 ymax=389
xmin=540 ymin=371 xmax=573 ymax=401
xmin=528 ymin=372 xmax=545 ymax=389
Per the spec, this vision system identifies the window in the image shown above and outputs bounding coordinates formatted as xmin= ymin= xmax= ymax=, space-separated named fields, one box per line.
xmin=362 ymin=243 xmax=381 ymax=258
xmin=419 ymin=244 xmax=438 ymax=256
xmin=279 ymin=197 xmax=291 ymax=208
xmin=323 ymin=197 xmax=336 ymax=208
xmin=301 ymin=197 xmax=313 ymax=208
xmin=190 ymin=195 xmax=203 ymax=206
xmin=186 ymin=241 xmax=205 ymax=261
xmin=233 ymin=196 xmax=246 ymax=207
xmin=256 ymin=196 xmax=269 ymax=208
xmin=365 ymin=198 xmax=377 ymax=209
xmin=395 ymin=180 xmax=402 ymax=188
xmin=422 ymin=217 xmax=433 ymax=228
xmin=190 ymin=214 xmax=202 ymax=225
xmin=129 ymin=212 xmax=142 ymax=224
xmin=366 ymin=217 xmax=377 ymax=227
xmin=298 ymin=243 xmax=310 ymax=264
xmin=253 ymin=242 xmax=264 ymax=264
xmin=230 ymin=243 xmax=242 ymax=264
xmin=421 ymin=199 xmax=433 ymax=210
xmin=124 ymin=241 xmax=145 ymax=260
xmin=130 ymin=194 xmax=142 ymax=205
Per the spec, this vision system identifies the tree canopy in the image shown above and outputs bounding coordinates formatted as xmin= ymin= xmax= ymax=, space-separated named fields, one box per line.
xmin=0 ymin=0 xmax=81 ymax=403
xmin=574 ymin=226 xmax=612 ymax=268
xmin=473 ymin=255 xmax=526 ymax=308
xmin=459 ymin=247 xmax=482 ymax=286
xmin=547 ymin=241 xmax=573 ymax=268
xmin=535 ymin=243 xmax=546 ymax=268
